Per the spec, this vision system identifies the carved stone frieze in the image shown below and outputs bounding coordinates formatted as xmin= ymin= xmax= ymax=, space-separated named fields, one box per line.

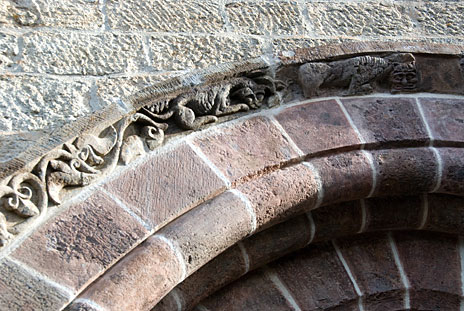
xmin=0 ymin=68 xmax=282 ymax=248
xmin=298 ymin=53 xmax=417 ymax=98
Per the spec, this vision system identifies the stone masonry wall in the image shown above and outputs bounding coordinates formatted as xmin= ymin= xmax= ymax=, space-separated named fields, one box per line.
xmin=0 ymin=0 xmax=463 ymax=134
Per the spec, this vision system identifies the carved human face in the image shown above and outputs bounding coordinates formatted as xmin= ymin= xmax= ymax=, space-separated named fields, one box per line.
xmin=391 ymin=63 xmax=418 ymax=92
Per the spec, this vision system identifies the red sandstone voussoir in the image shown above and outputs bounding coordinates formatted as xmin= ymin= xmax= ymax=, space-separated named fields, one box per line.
xmin=158 ymin=190 xmax=254 ymax=276
xmin=309 ymin=150 xmax=374 ymax=205
xmin=236 ymin=163 xmax=318 ymax=231
xmin=200 ymin=269 xmax=298 ymax=311
xmin=420 ymin=97 xmax=464 ymax=145
xmin=79 ymin=235 xmax=184 ymax=311
xmin=10 ymin=190 xmax=148 ymax=292
xmin=365 ymin=196 xmax=423 ymax=232
xmin=437 ymin=148 xmax=464 ymax=196
xmin=342 ymin=97 xmax=430 ymax=147
xmin=103 ymin=143 xmax=226 ymax=229
xmin=191 ymin=116 xmax=300 ymax=183
xmin=270 ymin=242 xmax=358 ymax=310
xmin=335 ymin=233 xmax=405 ymax=310
xmin=275 ymin=99 xmax=361 ymax=155
xmin=370 ymin=147 xmax=438 ymax=197
xmin=425 ymin=194 xmax=464 ymax=235
xmin=0 ymin=257 xmax=71 ymax=310
xmin=311 ymin=200 xmax=363 ymax=242
xmin=243 ymin=214 xmax=312 ymax=270
xmin=393 ymin=231 xmax=461 ymax=310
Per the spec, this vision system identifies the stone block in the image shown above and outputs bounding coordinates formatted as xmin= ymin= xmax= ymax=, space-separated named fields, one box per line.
xmin=416 ymin=3 xmax=464 ymax=36
xmin=192 ymin=116 xmax=299 ymax=183
xmin=342 ymin=97 xmax=429 ymax=147
xmin=307 ymin=2 xmax=415 ymax=37
xmin=236 ymin=163 xmax=318 ymax=230
xmin=437 ymin=148 xmax=464 ymax=196
xmin=0 ymin=258 xmax=70 ymax=311
xmin=103 ymin=143 xmax=226 ymax=229
xmin=226 ymin=1 xmax=304 ymax=35
xmin=10 ymin=191 xmax=148 ymax=291
xmin=159 ymin=191 xmax=253 ymax=275
xmin=275 ymin=99 xmax=361 ymax=155
xmin=80 ymin=236 xmax=184 ymax=311
xmin=0 ymin=75 xmax=92 ymax=132
xmin=415 ymin=57 xmax=464 ymax=94
xmin=0 ymin=32 xmax=19 ymax=71
xmin=149 ymin=34 xmax=266 ymax=71
xmin=22 ymin=32 xmax=147 ymax=75
xmin=0 ymin=0 xmax=103 ymax=29
xmin=425 ymin=194 xmax=464 ymax=235
xmin=107 ymin=0 xmax=223 ymax=33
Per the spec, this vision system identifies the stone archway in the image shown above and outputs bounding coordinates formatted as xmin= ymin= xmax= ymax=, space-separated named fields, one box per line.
xmin=0 ymin=42 xmax=463 ymax=310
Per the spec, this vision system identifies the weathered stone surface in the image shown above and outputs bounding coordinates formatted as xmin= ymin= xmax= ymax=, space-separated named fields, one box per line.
xmin=307 ymin=2 xmax=415 ymax=37
xmin=420 ymin=98 xmax=464 ymax=144
xmin=107 ymin=0 xmax=223 ymax=33
xmin=312 ymin=201 xmax=362 ymax=242
xmin=226 ymin=1 xmax=304 ymax=35
xmin=193 ymin=116 xmax=299 ymax=182
xmin=310 ymin=151 xmax=373 ymax=205
xmin=342 ymin=97 xmax=429 ymax=147
xmin=415 ymin=57 xmax=464 ymax=94
xmin=393 ymin=231 xmax=461 ymax=310
xmin=11 ymin=191 xmax=148 ymax=290
xmin=103 ymin=143 xmax=226 ymax=229
xmin=437 ymin=148 xmax=464 ymax=196
xmin=237 ymin=164 xmax=318 ymax=230
xmin=0 ymin=258 xmax=70 ymax=310
xmin=336 ymin=233 xmax=404 ymax=311
xmin=201 ymin=269 xmax=298 ymax=311
xmin=149 ymin=34 xmax=265 ymax=71
xmin=22 ymin=32 xmax=147 ymax=75
xmin=425 ymin=194 xmax=464 ymax=235
xmin=80 ymin=236 xmax=184 ymax=311
xmin=417 ymin=3 xmax=464 ymax=36
xmin=0 ymin=32 xmax=19 ymax=71
xmin=272 ymin=242 xmax=358 ymax=310
xmin=0 ymin=75 xmax=92 ymax=132
xmin=275 ymin=100 xmax=361 ymax=155
xmin=159 ymin=191 xmax=252 ymax=275
xmin=0 ymin=0 xmax=103 ymax=29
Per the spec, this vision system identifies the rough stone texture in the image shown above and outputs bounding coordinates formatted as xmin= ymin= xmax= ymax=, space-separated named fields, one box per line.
xmin=342 ymin=97 xmax=429 ymax=147
xmin=10 ymin=190 xmax=148 ymax=291
xmin=0 ymin=0 xmax=103 ymax=29
xmin=236 ymin=163 xmax=318 ymax=230
xmin=201 ymin=269 xmax=298 ymax=311
xmin=79 ymin=236 xmax=184 ymax=311
xmin=107 ymin=0 xmax=223 ymax=33
xmin=0 ymin=75 xmax=92 ymax=132
xmin=0 ymin=258 xmax=70 ymax=311
xmin=64 ymin=301 xmax=99 ymax=311
xmin=193 ymin=116 xmax=299 ymax=183
xmin=416 ymin=3 xmax=464 ymax=36
xmin=365 ymin=196 xmax=422 ymax=231
xmin=226 ymin=1 xmax=304 ymax=35
xmin=22 ymin=32 xmax=147 ymax=75
xmin=271 ymin=242 xmax=358 ymax=310
xmin=336 ymin=233 xmax=405 ymax=311
xmin=393 ymin=231 xmax=461 ymax=310
xmin=370 ymin=148 xmax=438 ymax=197
xmin=310 ymin=151 xmax=373 ymax=205
xmin=437 ymin=148 xmax=464 ymax=196
xmin=159 ymin=191 xmax=252 ymax=275
xmin=0 ymin=32 xmax=18 ymax=71
xmin=149 ymin=34 xmax=265 ymax=71
xmin=243 ymin=215 xmax=311 ymax=270
xmin=307 ymin=2 xmax=415 ymax=37
xmin=103 ymin=143 xmax=226 ymax=229
xmin=275 ymin=100 xmax=361 ymax=155
xmin=415 ymin=56 xmax=464 ymax=94
xmin=425 ymin=194 xmax=464 ymax=235
xmin=420 ymin=98 xmax=464 ymax=145
xmin=312 ymin=201 xmax=362 ymax=242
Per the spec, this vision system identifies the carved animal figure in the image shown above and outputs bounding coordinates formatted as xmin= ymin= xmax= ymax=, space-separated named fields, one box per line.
xmin=298 ymin=53 xmax=416 ymax=97
xmin=143 ymin=76 xmax=274 ymax=130
xmin=390 ymin=62 xmax=418 ymax=93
